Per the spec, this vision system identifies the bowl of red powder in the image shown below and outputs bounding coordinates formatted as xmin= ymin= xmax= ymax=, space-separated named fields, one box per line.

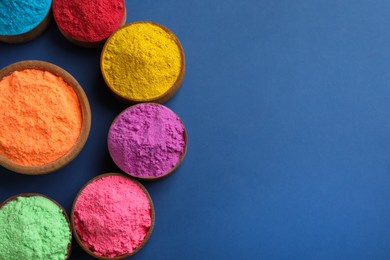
xmin=0 ymin=193 xmax=72 ymax=259
xmin=71 ymin=173 xmax=155 ymax=259
xmin=52 ymin=0 xmax=126 ymax=47
xmin=108 ymin=103 xmax=188 ymax=180
xmin=0 ymin=60 xmax=91 ymax=175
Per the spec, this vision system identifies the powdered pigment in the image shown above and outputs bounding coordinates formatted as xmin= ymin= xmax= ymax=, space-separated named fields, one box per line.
xmin=101 ymin=22 xmax=184 ymax=101
xmin=0 ymin=69 xmax=82 ymax=166
xmin=73 ymin=174 xmax=153 ymax=257
xmin=108 ymin=103 xmax=186 ymax=179
xmin=0 ymin=0 xmax=51 ymax=36
xmin=0 ymin=195 xmax=71 ymax=259
xmin=53 ymin=0 xmax=125 ymax=42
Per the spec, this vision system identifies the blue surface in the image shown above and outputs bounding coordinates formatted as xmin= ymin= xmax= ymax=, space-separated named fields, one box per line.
xmin=2 ymin=0 xmax=390 ymax=259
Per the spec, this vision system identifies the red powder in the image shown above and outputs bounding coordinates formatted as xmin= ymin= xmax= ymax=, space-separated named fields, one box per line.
xmin=52 ymin=0 xmax=125 ymax=42
xmin=73 ymin=175 xmax=153 ymax=257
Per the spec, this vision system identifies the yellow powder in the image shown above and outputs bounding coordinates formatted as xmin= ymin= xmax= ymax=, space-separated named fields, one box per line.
xmin=0 ymin=69 xmax=82 ymax=166
xmin=101 ymin=22 xmax=182 ymax=100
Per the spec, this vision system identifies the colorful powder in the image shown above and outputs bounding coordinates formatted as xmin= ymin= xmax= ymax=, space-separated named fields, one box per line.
xmin=0 ymin=195 xmax=71 ymax=259
xmin=0 ymin=0 xmax=52 ymax=36
xmin=108 ymin=103 xmax=186 ymax=178
xmin=101 ymin=22 xmax=183 ymax=101
xmin=0 ymin=69 xmax=82 ymax=166
xmin=73 ymin=175 xmax=153 ymax=257
xmin=53 ymin=0 xmax=125 ymax=42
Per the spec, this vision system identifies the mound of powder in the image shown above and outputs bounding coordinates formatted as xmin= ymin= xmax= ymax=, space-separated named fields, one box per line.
xmin=73 ymin=175 xmax=153 ymax=257
xmin=101 ymin=22 xmax=183 ymax=101
xmin=0 ymin=196 xmax=71 ymax=259
xmin=108 ymin=103 xmax=186 ymax=178
xmin=0 ymin=69 xmax=82 ymax=166
xmin=53 ymin=0 xmax=125 ymax=42
xmin=0 ymin=0 xmax=51 ymax=35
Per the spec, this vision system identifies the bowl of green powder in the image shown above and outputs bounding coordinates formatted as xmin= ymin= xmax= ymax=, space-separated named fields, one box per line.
xmin=0 ymin=193 xmax=72 ymax=259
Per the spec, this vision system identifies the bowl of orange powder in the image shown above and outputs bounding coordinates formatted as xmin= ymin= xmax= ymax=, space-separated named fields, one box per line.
xmin=0 ymin=60 xmax=91 ymax=175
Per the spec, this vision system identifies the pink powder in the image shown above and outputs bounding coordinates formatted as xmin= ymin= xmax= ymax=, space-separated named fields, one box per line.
xmin=73 ymin=175 xmax=153 ymax=257
xmin=108 ymin=103 xmax=186 ymax=179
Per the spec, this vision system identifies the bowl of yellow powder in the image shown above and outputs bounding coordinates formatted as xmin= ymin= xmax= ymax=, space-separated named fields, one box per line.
xmin=0 ymin=193 xmax=72 ymax=259
xmin=101 ymin=21 xmax=186 ymax=103
xmin=0 ymin=60 xmax=91 ymax=175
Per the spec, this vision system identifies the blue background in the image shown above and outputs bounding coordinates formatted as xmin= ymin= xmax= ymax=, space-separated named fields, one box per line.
xmin=1 ymin=0 xmax=390 ymax=259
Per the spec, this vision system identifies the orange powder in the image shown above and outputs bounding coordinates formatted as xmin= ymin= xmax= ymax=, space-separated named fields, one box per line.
xmin=0 ymin=69 xmax=82 ymax=166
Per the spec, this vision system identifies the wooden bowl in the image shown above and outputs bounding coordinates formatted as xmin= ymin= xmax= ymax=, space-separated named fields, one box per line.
xmin=71 ymin=173 xmax=155 ymax=259
xmin=0 ymin=193 xmax=72 ymax=259
xmin=0 ymin=6 xmax=52 ymax=44
xmin=53 ymin=0 xmax=126 ymax=48
xmin=108 ymin=103 xmax=188 ymax=181
xmin=0 ymin=60 xmax=91 ymax=175
xmin=100 ymin=21 xmax=186 ymax=104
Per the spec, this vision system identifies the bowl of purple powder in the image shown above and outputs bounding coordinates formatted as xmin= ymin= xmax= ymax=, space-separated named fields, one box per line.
xmin=107 ymin=103 xmax=187 ymax=180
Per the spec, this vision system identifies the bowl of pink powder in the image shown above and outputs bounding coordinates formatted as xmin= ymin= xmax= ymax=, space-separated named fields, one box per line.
xmin=71 ymin=173 xmax=155 ymax=259
xmin=108 ymin=103 xmax=188 ymax=180
xmin=0 ymin=60 xmax=91 ymax=175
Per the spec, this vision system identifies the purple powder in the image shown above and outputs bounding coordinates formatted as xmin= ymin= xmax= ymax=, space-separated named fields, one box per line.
xmin=108 ymin=103 xmax=186 ymax=178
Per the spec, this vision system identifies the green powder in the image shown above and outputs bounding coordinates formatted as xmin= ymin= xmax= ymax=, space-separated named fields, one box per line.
xmin=0 ymin=196 xmax=71 ymax=260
